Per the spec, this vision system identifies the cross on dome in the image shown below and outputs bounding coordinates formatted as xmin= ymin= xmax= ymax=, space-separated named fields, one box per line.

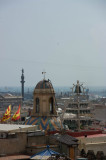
xmin=42 ymin=71 xmax=46 ymax=80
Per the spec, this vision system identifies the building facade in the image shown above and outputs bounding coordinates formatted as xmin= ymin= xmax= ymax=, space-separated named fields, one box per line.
xmin=63 ymin=81 xmax=94 ymax=131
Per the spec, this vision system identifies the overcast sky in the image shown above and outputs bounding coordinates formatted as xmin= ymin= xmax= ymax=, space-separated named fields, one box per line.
xmin=0 ymin=0 xmax=106 ymax=87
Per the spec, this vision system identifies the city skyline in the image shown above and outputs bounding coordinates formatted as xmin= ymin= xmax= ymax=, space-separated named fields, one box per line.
xmin=0 ymin=0 xmax=106 ymax=87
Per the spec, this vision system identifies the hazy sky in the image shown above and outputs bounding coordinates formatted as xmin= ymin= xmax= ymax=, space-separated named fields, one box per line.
xmin=0 ymin=0 xmax=106 ymax=87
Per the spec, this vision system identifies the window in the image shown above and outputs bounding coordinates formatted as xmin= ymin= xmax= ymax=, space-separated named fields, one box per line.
xmin=49 ymin=97 xmax=53 ymax=114
xmin=36 ymin=98 xmax=39 ymax=113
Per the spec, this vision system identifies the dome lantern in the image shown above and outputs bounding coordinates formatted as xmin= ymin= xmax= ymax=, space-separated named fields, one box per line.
xmin=33 ymin=79 xmax=57 ymax=117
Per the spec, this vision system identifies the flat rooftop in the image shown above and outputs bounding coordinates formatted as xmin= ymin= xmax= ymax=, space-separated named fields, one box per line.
xmin=0 ymin=154 xmax=30 ymax=160
xmin=0 ymin=124 xmax=36 ymax=132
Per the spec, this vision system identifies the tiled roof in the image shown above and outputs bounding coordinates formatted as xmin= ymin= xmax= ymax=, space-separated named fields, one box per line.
xmin=50 ymin=134 xmax=78 ymax=146
xmin=24 ymin=116 xmax=62 ymax=132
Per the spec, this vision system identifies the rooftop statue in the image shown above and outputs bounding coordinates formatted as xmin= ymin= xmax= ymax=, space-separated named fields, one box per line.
xmin=74 ymin=80 xmax=82 ymax=94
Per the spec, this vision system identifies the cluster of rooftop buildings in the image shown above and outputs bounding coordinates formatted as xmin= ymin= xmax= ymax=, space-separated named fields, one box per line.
xmin=0 ymin=71 xmax=106 ymax=160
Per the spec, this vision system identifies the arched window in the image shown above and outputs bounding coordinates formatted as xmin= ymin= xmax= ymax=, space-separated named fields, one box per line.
xmin=36 ymin=98 xmax=39 ymax=113
xmin=49 ymin=97 xmax=53 ymax=114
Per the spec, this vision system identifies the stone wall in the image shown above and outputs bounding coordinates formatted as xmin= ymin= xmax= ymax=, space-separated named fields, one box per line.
xmin=0 ymin=132 xmax=27 ymax=155
xmin=27 ymin=135 xmax=47 ymax=146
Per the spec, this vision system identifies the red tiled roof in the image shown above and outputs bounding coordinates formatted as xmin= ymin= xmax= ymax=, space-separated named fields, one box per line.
xmin=78 ymin=133 xmax=106 ymax=138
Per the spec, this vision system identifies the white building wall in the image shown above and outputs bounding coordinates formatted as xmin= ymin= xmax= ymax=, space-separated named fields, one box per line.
xmin=78 ymin=135 xmax=106 ymax=155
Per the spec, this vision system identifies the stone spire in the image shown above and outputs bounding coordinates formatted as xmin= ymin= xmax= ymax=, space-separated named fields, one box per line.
xmin=20 ymin=69 xmax=25 ymax=101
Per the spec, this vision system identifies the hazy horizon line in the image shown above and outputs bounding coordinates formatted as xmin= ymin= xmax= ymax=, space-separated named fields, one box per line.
xmin=0 ymin=85 xmax=106 ymax=88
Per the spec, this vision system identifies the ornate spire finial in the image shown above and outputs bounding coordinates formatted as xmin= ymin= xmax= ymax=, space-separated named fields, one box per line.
xmin=22 ymin=68 xmax=24 ymax=74
xmin=42 ymin=71 xmax=46 ymax=80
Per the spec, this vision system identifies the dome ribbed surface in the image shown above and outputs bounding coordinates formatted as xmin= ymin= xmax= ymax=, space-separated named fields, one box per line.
xmin=35 ymin=80 xmax=53 ymax=89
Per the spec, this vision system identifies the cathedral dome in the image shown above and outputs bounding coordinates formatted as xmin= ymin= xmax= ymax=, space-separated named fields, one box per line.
xmin=35 ymin=79 xmax=54 ymax=90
